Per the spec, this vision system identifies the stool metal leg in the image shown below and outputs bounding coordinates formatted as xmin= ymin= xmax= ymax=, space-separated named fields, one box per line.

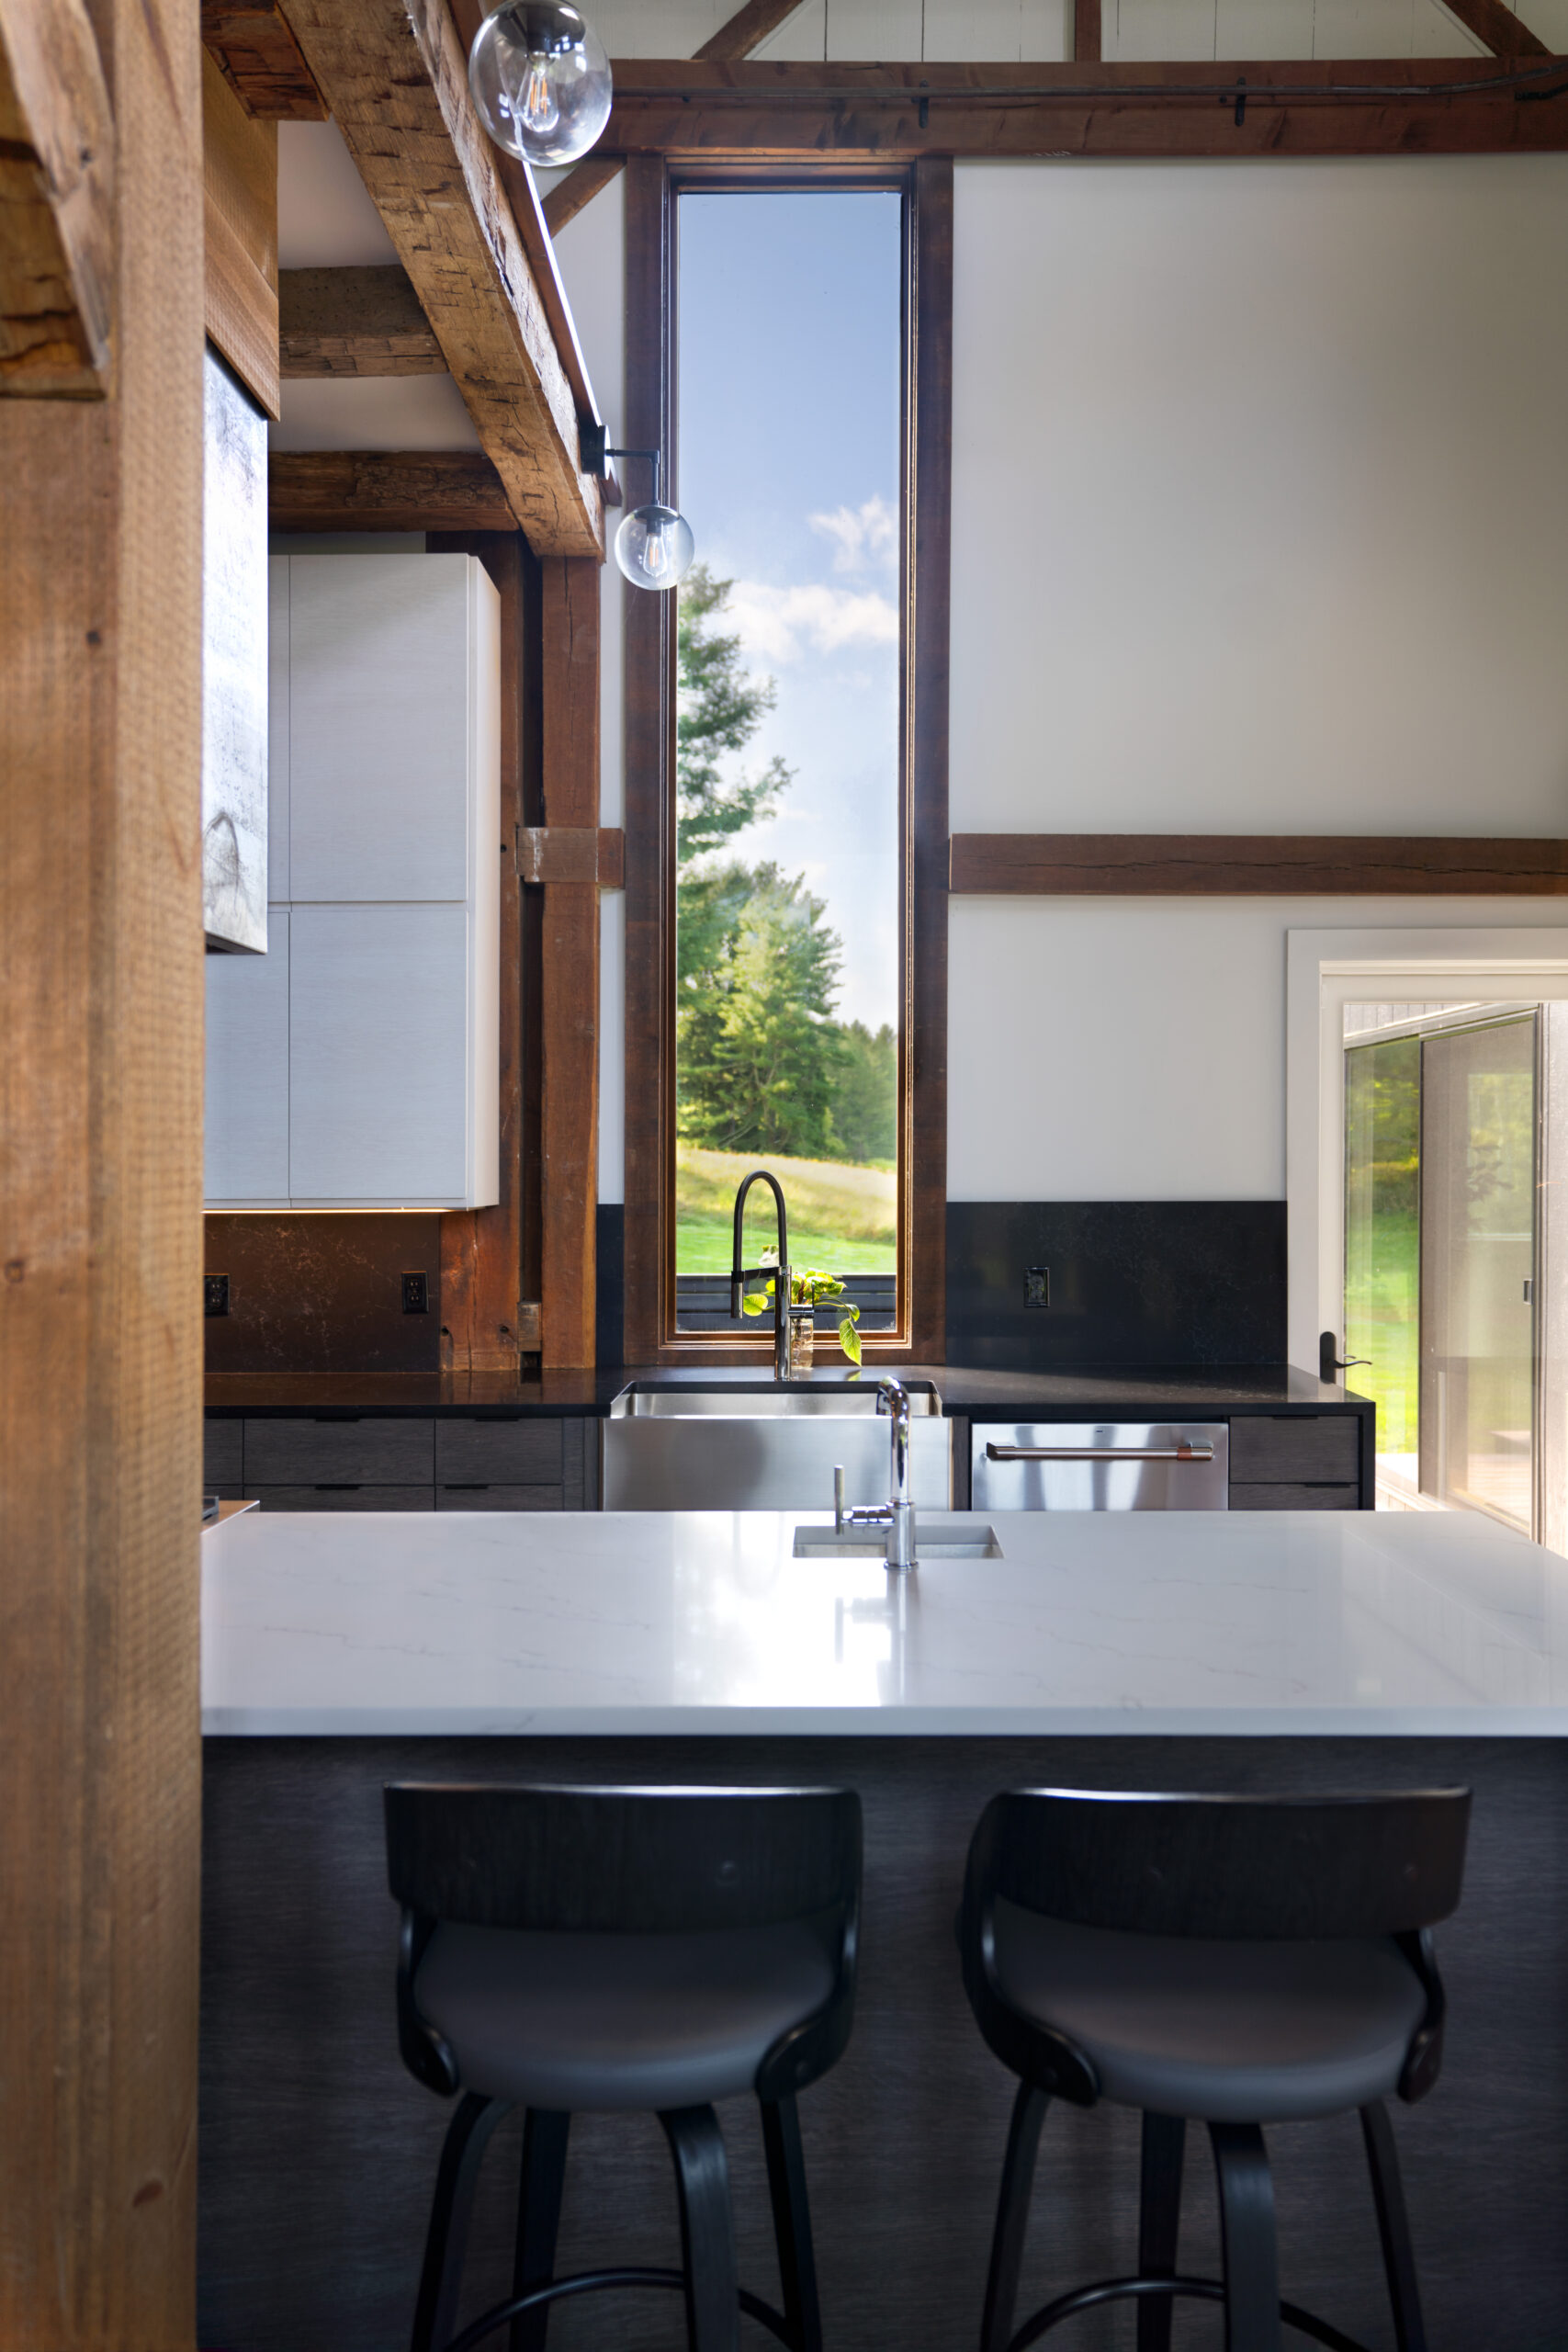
xmin=510 ymin=2109 xmax=570 ymax=2352
xmin=980 ymin=2081 xmax=1051 ymax=2352
xmin=1209 ymin=2121 xmax=1280 ymax=2352
xmin=761 ymin=2095 xmax=822 ymax=2352
xmin=661 ymin=2105 xmax=739 ymax=2352
xmin=1360 ymin=2102 xmax=1427 ymax=2352
xmin=412 ymin=2093 xmax=509 ymax=2352
xmin=1136 ymin=2112 xmax=1186 ymax=2352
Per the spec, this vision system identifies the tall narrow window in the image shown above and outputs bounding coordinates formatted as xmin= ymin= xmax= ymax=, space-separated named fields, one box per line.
xmin=672 ymin=189 xmax=904 ymax=1345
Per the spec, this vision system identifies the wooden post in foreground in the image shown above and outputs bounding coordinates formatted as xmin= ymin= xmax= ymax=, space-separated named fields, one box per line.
xmin=0 ymin=0 xmax=205 ymax=2337
xmin=538 ymin=557 xmax=601 ymax=1366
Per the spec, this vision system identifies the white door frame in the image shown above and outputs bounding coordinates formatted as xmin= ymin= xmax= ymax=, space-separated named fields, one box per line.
xmin=1285 ymin=926 xmax=1568 ymax=1375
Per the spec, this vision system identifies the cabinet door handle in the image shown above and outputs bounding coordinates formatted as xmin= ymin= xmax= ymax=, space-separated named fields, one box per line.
xmin=985 ymin=1442 xmax=1214 ymax=1464
xmin=312 ymin=1482 xmax=362 ymax=1490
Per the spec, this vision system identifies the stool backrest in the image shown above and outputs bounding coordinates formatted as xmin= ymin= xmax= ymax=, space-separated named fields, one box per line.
xmin=967 ymin=1786 xmax=1471 ymax=1940
xmin=386 ymin=1781 xmax=862 ymax=1935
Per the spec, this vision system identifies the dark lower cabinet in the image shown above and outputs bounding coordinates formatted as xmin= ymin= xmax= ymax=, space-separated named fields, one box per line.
xmin=208 ymin=1415 xmax=592 ymax=1512
xmin=1229 ymin=1413 xmax=1365 ymax=1510
xmin=436 ymin=1485 xmax=562 ymax=1511
xmin=245 ymin=1485 xmax=434 ymax=1511
xmin=1231 ymin=1483 xmax=1361 ymax=1511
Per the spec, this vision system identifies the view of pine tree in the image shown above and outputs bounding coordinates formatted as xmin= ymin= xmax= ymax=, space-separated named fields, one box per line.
xmin=830 ymin=1022 xmax=897 ymax=1163
xmin=679 ymin=865 xmax=851 ymax=1158
xmin=676 ymin=565 xmax=790 ymax=862
xmin=674 ymin=568 xmax=891 ymax=1173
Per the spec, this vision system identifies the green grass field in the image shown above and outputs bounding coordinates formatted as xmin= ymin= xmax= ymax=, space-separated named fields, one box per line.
xmin=1345 ymin=1206 xmax=1417 ymax=1457
xmin=675 ymin=1144 xmax=897 ymax=1276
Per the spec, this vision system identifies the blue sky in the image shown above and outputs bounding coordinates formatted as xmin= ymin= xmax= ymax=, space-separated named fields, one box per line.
xmin=676 ymin=190 xmax=902 ymax=1033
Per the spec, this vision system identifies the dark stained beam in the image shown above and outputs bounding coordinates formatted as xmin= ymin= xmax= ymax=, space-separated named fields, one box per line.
xmin=1074 ymin=0 xmax=1102 ymax=65
xmin=0 ymin=0 xmax=114 ymax=397
xmin=280 ymin=265 xmax=444 ymax=377
xmin=543 ymin=0 xmax=807 ymax=234
xmin=1439 ymin=0 xmax=1550 ymax=56
xmin=268 ymin=448 xmax=517 ymax=532
xmin=601 ymin=57 xmax=1568 ymax=161
xmin=948 ymin=834 xmax=1568 ymax=895
xmin=278 ymin=0 xmax=603 ymax=555
xmin=200 ymin=0 xmax=327 ymax=118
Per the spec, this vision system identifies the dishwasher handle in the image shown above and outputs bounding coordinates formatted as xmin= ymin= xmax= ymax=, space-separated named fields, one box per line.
xmin=985 ymin=1442 xmax=1214 ymax=1464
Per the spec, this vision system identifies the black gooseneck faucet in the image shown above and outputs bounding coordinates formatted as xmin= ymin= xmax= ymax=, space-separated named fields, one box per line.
xmin=730 ymin=1170 xmax=811 ymax=1380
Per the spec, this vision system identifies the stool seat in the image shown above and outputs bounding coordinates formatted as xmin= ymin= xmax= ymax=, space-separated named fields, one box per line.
xmin=416 ymin=1918 xmax=837 ymax=2113
xmin=994 ymin=1900 xmax=1427 ymax=2123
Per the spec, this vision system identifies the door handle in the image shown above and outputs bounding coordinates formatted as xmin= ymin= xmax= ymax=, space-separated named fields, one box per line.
xmin=984 ymin=1443 xmax=1214 ymax=1463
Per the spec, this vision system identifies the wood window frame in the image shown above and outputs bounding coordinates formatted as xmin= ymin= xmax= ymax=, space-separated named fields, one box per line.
xmin=622 ymin=154 xmax=951 ymax=1367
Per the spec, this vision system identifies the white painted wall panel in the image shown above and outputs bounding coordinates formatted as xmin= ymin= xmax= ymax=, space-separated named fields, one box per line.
xmin=206 ymin=910 xmax=290 ymax=1206
xmin=268 ymin=555 xmax=289 ymax=900
xmin=289 ymin=906 xmax=471 ymax=1205
xmin=289 ymin=553 xmax=473 ymax=902
xmin=952 ymin=157 xmax=1568 ymax=838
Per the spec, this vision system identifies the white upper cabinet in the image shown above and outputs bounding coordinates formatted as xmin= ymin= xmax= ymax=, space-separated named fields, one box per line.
xmin=205 ymin=551 xmax=501 ymax=1211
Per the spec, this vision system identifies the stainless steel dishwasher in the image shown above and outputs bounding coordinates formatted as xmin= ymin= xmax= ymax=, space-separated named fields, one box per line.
xmin=971 ymin=1422 xmax=1228 ymax=1511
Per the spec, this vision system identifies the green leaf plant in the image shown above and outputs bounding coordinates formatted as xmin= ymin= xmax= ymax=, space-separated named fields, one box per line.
xmin=740 ymin=1249 xmax=862 ymax=1364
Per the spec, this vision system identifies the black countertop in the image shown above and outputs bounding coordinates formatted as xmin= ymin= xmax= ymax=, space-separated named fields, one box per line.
xmin=206 ymin=1363 xmax=1370 ymax=1420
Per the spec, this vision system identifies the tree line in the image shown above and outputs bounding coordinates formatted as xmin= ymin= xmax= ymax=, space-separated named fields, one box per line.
xmin=674 ymin=566 xmax=897 ymax=1165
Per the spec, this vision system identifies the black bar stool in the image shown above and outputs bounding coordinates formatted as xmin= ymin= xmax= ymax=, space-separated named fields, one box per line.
xmin=384 ymin=1781 xmax=862 ymax=2352
xmin=959 ymin=1785 xmax=1471 ymax=2352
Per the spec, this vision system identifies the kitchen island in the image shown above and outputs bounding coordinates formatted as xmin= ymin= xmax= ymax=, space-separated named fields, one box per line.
xmin=199 ymin=1508 xmax=1568 ymax=2351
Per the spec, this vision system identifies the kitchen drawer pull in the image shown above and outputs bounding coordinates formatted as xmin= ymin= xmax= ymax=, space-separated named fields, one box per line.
xmin=313 ymin=1482 xmax=362 ymax=1490
xmin=985 ymin=1442 xmax=1215 ymax=1464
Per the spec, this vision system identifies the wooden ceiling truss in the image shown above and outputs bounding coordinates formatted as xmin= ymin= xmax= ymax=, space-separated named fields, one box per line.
xmin=0 ymin=0 xmax=115 ymax=397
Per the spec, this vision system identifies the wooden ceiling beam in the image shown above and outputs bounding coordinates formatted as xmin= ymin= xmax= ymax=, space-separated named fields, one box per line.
xmin=1438 ymin=0 xmax=1550 ymax=57
xmin=1074 ymin=0 xmax=1102 ymax=65
xmin=599 ymin=57 xmax=1568 ymax=160
xmin=277 ymin=0 xmax=603 ymax=556
xmin=201 ymin=0 xmax=327 ymax=118
xmin=544 ymin=0 xmax=807 ymax=234
xmin=280 ymin=265 xmax=445 ymax=377
xmin=0 ymin=0 xmax=114 ymax=397
xmin=269 ymin=448 xmax=519 ymax=532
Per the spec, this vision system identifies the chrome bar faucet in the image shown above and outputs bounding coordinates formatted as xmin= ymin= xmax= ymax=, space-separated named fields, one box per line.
xmin=729 ymin=1169 xmax=813 ymax=1380
xmin=833 ymin=1375 xmax=917 ymax=1571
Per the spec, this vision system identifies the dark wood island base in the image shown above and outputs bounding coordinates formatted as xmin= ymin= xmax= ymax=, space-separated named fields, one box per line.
xmin=200 ymin=1734 xmax=1568 ymax=2352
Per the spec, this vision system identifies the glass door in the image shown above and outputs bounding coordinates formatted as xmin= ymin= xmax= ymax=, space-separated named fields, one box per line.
xmin=1344 ymin=1033 xmax=1421 ymax=1500
xmin=1418 ymin=1016 xmax=1539 ymax=1533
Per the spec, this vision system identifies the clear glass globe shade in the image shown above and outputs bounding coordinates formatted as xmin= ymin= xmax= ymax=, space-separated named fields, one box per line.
xmin=615 ymin=503 xmax=695 ymax=592
xmin=468 ymin=2 xmax=612 ymax=167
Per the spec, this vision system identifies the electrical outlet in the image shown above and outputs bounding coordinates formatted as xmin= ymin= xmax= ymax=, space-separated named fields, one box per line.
xmin=401 ymin=1271 xmax=429 ymax=1315
xmin=204 ymin=1272 xmax=231 ymax=1318
xmin=1023 ymin=1266 xmax=1050 ymax=1309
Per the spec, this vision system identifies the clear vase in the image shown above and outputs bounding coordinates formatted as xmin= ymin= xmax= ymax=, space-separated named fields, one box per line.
xmin=794 ymin=1314 xmax=815 ymax=1370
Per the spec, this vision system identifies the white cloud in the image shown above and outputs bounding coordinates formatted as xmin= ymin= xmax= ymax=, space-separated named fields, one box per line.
xmin=724 ymin=580 xmax=899 ymax=664
xmin=808 ymin=494 xmax=897 ymax=574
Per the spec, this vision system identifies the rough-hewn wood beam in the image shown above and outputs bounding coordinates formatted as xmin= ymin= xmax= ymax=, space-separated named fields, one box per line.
xmin=278 ymin=0 xmax=603 ymax=555
xmin=1439 ymin=0 xmax=1550 ymax=57
xmin=0 ymin=0 xmax=114 ymax=397
xmin=279 ymin=265 xmax=444 ymax=377
xmin=543 ymin=0 xmax=807 ymax=235
xmin=203 ymin=49 xmax=279 ymax=417
xmin=948 ymin=834 xmax=1568 ymax=895
xmin=1 ymin=0 xmax=204 ymax=2335
xmin=539 ymin=558 xmax=600 ymax=1368
xmin=201 ymin=0 xmax=326 ymax=117
xmin=602 ymin=57 xmax=1568 ymax=161
xmin=269 ymin=448 xmax=517 ymax=531
xmin=1074 ymin=0 xmax=1102 ymax=65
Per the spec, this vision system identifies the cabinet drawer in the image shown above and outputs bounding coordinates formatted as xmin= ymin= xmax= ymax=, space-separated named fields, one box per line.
xmin=245 ymin=1485 xmax=434 ymax=1511
xmin=1229 ymin=1416 xmax=1360 ymax=1485
xmin=204 ymin=1420 xmax=243 ymax=1486
xmin=436 ymin=1419 xmax=563 ymax=1486
xmin=243 ymin=1418 xmax=434 ymax=1485
xmin=1230 ymin=1484 xmax=1360 ymax=1512
xmin=436 ymin=1486 xmax=562 ymax=1511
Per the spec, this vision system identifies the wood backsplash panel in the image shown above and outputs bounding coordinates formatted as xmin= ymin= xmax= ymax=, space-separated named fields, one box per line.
xmin=204 ymin=1214 xmax=442 ymax=1374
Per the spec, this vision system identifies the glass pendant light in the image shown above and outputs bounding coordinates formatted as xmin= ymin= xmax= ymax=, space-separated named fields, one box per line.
xmin=580 ymin=425 xmax=695 ymax=593
xmin=468 ymin=2 xmax=612 ymax=169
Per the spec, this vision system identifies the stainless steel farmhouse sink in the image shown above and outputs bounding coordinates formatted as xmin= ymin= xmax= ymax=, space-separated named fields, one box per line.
xmin=601 ymin=1381 xmax=953 ymax=1511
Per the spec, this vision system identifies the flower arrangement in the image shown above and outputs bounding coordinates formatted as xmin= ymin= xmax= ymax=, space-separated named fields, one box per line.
xmin=741 ymin=1250 xmax=863 ymax=1364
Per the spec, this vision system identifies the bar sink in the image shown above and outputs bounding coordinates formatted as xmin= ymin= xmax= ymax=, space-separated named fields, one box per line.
xmin=793 ymin=1516 xmax=1003 ymax=1560
xmin=601 ymin=1380 xmax=953 ymax=1511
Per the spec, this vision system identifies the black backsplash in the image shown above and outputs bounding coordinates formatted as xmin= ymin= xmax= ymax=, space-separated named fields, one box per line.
xmin=945 ymin=1202 xmax=1286 ymax=1369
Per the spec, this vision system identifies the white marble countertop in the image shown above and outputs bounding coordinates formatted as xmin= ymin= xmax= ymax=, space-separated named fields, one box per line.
xmin=199 ymin=1504 xmax=1568 ymax=1737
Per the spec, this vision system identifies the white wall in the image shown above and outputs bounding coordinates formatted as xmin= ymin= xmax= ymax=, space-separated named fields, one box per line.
xmin=949 ymin=155 xmax=1568 ymax=1200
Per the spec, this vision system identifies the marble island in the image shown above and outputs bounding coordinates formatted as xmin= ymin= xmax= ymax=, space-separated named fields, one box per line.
xmin=202 ymin=1502 xmax=1568 ymax=1737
